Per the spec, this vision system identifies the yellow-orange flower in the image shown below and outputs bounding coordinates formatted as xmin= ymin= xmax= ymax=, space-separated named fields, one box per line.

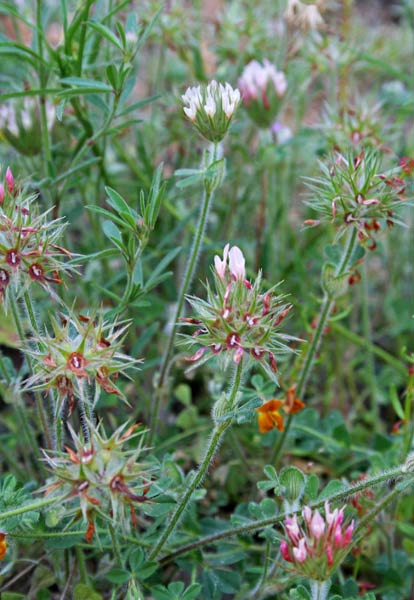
xmin=257 ymin=399 xmax=285 ymax=433
xmin=283 ymin=386 xmax=305 ymax=415
xmin=0 ymin=532 xmax=6 ymax=560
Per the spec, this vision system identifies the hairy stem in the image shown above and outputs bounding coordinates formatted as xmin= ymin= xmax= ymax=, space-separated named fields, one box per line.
xmin=271 ymin=226 xmax=358 ymax=465
xmin=149 ymin=360 xmax=243 ymax=559
xmin=150 ymin=145 xmax=219 ymax=444
xmin=0 ymin=494 xmax=67 ymax=522
xmin=159 ymin=461 xmax=413 ymax=565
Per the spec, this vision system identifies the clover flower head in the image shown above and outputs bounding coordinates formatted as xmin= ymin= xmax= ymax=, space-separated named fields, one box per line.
xmin=281 ymin=502 xmax=355 ymax=581
xmin=305 ymin=149 xmax=411 ymax=249
xmin=43 ymin=422 xmax=153 ymax=540
xmin=0 ymin=167 xmax=75 ymax=310
xmin=182 ymin=80 xmax=240 ymax=142
xmin=238 ymin=59 xmax=287 ymax=128
xmin=181 ymin=244 xmax=296 ymax=381
xmin=24 ymin=309 xmax=140 ymax=408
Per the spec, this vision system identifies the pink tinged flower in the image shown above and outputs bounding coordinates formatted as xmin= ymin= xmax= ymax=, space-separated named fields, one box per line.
xmin=5 ymin=248 xmax=20 ymax=268
xmin=343 ymin=520 xmax=354 ymax=547
xmin=268 ymin=352 xmax=278 ymax=373
xmin=302 ymin=505 xmax=312 ymax=524
xmin=327 ymin=542 xmax=334 ymax=566
xmin=0 ymin=183 xmax=4 ymax=204
xmin=293 ymin=538 xmax=307 ymax=563
xmin=233 ymin=346 xmax=244 ymax=364
xmin=286 ymin=515 xmax=300 ymax=544
xmin=333 ymin=524 xmax=343 ymax=547
xmin=5 ymin=167 xmax=14 ymax=192
xmin=280 ymin=540 xmax=292 ymax=562
xmin=226 ymin=332 xmax=241 ymax=349
xmin=214 ymin=244 xmax=229 ymax=279
xmin=310 ymin=510 xmax=326 ymax=540
xmin=185 ymin=347 xmax=208 ymax=362
xmin=228 ymin=246 xmax=245 ymax=280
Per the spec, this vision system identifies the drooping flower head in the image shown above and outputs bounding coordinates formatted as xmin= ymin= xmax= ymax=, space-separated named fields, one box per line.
xmin=238 ymin=60 xmax=287 ymax=128
xmin=0 ymin=167 xmax=74 ymax=310
xmin=181 ymin=244 xmax=296 ymax=381
xmin=43 ymin=422 xmax=154 ymax=540
xmin=281 ymin=502 xmax=355 ymax=581
xmin=182 ymin=80 xmax=240 ymax=142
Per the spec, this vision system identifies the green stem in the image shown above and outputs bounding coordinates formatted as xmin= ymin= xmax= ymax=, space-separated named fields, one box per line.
xmin=310 ymin=580 xmax=331 ymax=600
xmin=76 ymin=546 xmax=88 ymax=585
xmin=271 ymin=226 xmax=358 ymax=465
xmin=330 ymin=322 xmax=407 ymax=377
xmin=159 ymin=461 xmax=412 ymax=565
xmin=109 ymin=523 xmax=123 ymax=567
xmin=0 ymin=494 xmax=66 ymax=522
xmin=149 ymin=145 xmax=219 ymax=445
xmin=36 ymin=0 xmax=52 ymax=181
xmin=149 ymin=360 xmax=243 ymax=559
xmin=22 ymin=292 xmax=54 ymax=449
xmin=9 ymin=299 xmax=47 ymax=468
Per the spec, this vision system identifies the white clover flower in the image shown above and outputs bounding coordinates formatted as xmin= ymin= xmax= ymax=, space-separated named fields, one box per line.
xmin=181 ymin=80 xmax=240 ymax=142
xmin=204 ymin=94 xmax=217 ymax=117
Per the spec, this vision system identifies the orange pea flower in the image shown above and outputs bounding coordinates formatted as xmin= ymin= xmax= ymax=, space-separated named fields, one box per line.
xmin=0 ymin=532 xmax=7 ymax=560
xmin=283 ymin=386 xmax=305 ymax=415
xmin=257 ymin=399 xmax=285 ymax=433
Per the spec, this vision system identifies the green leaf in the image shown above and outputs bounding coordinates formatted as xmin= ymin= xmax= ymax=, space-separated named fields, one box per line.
xmin=60 ymin=77 xmax=113 ymax=90
xmin=102 ymin=220 xmax=122 ymax=242
xmin=87 ymin=20 xmax=124 ymax=50
xmin=317 ymin=479 xmax=347 ymax=501
xmin=304 ymin=473 xmax=319 ymax=501
xmin=73 ymin=584 xmax=103 ymax=600
xmin=389 ymin=384 xmax=405 ymax=420
xmin=116 ymin=95 xmax=160 ymax=118
xmin=136 ymin=6 xmax=162 ymax=51
xmin=289 ymin=585 xmax=311 ymax=600
xmin=105 ymin=568 xmax=131 ymax=584
xmin=144 ymin=247 xmax=181 ymax=291
xmin=279 ymin=466 xmax=306 ymax=503
xmin=105 ymin=186 xmax=136 ymax=219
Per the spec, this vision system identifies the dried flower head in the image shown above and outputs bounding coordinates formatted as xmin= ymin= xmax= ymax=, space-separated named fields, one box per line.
xmin=181 ymin=244 xmax=296 ymax=381
xmin=238 ymin=60 xmax=287 ymax=128
xmin=281 ymin=502 xmax=355 ymax=581
xmin=24 ymin=309 xmax=140 ymax=408
xmin=285 ymin=0 xmax=325 ymax=31
xmin=182 ymin=80 xmax=240 ymax=142
xmin=0 ymin=167 xmax=74 ymax=310
xmin=43 ymin=422 xmax=153 ymax=539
